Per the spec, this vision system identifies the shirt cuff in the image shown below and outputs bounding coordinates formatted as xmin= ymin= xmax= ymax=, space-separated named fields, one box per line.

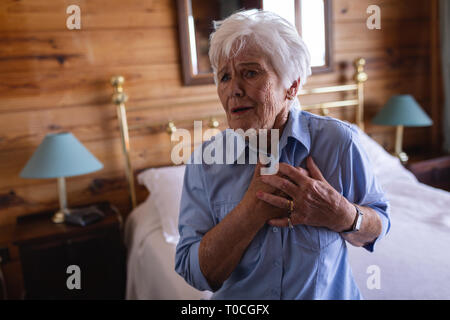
xmin=362 ymin=204 xmax=390 ymax=252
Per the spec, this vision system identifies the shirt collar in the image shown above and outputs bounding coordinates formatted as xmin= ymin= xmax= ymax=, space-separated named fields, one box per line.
xmin=231 ymin=100 xmax=311 ymax=164
xmin=279 ymin=101 xmax=311 ymax=152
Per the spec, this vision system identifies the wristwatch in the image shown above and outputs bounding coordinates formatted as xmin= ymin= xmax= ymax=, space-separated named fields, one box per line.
xmin=343 ymin=204 xmax=364 ymax=234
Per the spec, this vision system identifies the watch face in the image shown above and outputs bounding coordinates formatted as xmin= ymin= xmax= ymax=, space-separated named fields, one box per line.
xmin=355 ymin=215 xmax=362 ymax=231
xmin=342 ymin=205 xmax=363 ymax=234
xmin=354 ymin=207 xmax=363 ymax=231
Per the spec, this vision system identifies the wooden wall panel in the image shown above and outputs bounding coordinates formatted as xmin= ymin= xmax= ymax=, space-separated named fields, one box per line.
xmin=0 ymin=64 xmax=219 ymax=113
xmin=333 ymin=0 xmax=430 ymax=22
xmin=0 ymin=0 xmax=176 ymax=32
xmin=0 ymin=28 xmax=179 ymax=73
xmin=0 ymin=0 xmax=439 ymax=231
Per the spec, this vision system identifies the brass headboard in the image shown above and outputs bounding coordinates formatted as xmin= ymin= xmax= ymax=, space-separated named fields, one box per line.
xmin=111 ymin=58 xmax=368 ymax=209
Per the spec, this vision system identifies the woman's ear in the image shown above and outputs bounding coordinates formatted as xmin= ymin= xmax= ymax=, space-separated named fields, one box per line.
xmin=286 ymin=77 xmax=301 ymax=100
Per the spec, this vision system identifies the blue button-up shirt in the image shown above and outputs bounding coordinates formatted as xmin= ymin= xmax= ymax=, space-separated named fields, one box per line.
xmin=175 ymin=105 xmax=390 ymax=299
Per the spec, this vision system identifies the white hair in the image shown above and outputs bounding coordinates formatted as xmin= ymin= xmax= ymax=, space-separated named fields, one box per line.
xmin=209 ymin=10 xmax=312 ymax=90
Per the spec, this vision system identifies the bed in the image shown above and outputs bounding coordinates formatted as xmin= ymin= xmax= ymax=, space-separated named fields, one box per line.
xmin=112 ymin=58 xmax=450 ymax=300
xmin=123 ymin=126 xmax=450 ymax=300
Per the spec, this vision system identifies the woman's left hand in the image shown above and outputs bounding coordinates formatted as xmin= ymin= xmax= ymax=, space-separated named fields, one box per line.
xmin=256 ymin=156 xmax=354 ymax=232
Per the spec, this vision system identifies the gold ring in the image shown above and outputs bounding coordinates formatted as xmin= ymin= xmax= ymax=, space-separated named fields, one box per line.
xmin=288 ymin=200 xmax=294 ymax=213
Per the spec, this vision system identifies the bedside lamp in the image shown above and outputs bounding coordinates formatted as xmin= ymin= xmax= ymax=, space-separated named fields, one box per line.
xmin=20 ymin=132 xmax=103 ymax=224
xmin=372 ymin=94 xmax=433 ymax=163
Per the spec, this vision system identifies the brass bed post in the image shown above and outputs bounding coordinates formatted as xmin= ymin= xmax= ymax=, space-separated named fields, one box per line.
xmin=354 ymin=58 xmax=368 ymax=130
xmin=297 ymin=57 xmax=367 ymax=130
xmin=111 ymin=76 xmax=137 ymax=209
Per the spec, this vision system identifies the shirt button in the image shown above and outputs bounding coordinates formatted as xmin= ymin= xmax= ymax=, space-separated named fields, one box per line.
xmin=272 ymin=227 xmax=278 ymax=233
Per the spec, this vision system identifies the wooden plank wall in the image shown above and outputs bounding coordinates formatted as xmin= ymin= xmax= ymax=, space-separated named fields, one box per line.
xmin=0 ymin=0 xmax=438 ymax=230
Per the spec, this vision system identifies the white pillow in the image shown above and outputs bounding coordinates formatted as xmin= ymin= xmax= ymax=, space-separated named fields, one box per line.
xmin=348 ymin=123 xmax=418 ymax=184
xmin=353 ymin=126 xmax=398 ymax=166
xmin=137 ymin=165 xmax=186 ymax=244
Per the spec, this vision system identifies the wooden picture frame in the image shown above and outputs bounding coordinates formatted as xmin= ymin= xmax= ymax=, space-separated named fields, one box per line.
xmin=176 ymin=0 xmax=333 ymax=86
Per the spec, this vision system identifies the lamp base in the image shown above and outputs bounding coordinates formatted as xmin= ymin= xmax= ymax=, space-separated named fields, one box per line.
xmin=52 ymin=210 xmax=66 ymax=224
xmin=395 ymin=151 xmax=409 ymax=164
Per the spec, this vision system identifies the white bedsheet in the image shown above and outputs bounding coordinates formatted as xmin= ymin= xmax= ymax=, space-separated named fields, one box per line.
xmin=347 ymin=160 xmax=450 ymax=299
xmin=346 ymin=125 xmax=450 ymax=299
xmin=125 ymin=127 xmax=450 ymax=300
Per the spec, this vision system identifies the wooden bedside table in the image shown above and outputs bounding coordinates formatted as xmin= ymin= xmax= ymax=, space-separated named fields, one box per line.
xmin=13 ymin=202 xmax=126 ymax=299
xmin=405 ymin=155 xmax=450 ymax=192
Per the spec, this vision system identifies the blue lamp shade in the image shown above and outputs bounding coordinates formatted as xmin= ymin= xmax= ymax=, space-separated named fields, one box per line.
xmin=372 ymin=94 xmax=433 ymax=127
xmin=20 ymin=132 xmax=103 ymax=179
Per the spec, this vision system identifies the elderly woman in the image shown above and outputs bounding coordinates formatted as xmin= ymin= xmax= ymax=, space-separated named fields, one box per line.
xmin=175 ymin=10 xmax=390 ymax=300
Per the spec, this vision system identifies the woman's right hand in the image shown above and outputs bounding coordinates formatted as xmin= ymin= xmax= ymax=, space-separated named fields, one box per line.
xmin=241 ymin=162 xmax=291 ymax=224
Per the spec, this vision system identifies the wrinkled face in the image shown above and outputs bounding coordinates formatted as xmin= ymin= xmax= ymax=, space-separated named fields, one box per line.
xmin=217 ymin=45 xmax=289 ymax=132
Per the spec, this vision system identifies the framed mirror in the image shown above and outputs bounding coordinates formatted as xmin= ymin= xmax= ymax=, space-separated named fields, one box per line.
xmin=176 ymin=0 xmax=333 ymax=85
